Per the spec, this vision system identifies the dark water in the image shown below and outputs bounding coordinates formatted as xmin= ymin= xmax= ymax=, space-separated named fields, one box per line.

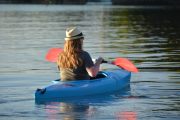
xmin=0 ymin=5 xmax=179 ymax=120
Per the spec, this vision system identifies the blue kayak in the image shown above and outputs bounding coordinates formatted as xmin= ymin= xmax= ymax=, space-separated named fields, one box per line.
xmin=35 ymin=69 xmax=131 ymax=100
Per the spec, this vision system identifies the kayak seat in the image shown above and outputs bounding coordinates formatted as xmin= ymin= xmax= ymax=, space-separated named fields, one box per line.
xmin=90 ymin=72 xmax=107 ymax=80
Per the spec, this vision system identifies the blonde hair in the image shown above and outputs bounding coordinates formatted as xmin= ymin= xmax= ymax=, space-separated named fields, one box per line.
xmin=57 ymin=39 xmax=83 ymax=68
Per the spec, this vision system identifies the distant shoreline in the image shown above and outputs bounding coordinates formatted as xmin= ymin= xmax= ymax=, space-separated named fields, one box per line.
xmin=0 ymin=0 xmax=180 ymax=6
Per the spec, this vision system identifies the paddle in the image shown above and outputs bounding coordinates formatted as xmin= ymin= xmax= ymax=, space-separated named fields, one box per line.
xmin=102 ymin=58 xmax=138 ymax=73
xmin=45 ymin=48 xmax=138 ymax=73
xmin=45 ymin=48 xmax=63 ymax=62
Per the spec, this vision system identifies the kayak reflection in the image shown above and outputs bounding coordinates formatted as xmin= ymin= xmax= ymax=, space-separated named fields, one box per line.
xmin=35 ymin=86 xmax=130 ymax=120
xmin=116 ymin=111 xmax=137 ymax=120
xmin=45 ymin=102 xmax=93 ymax=120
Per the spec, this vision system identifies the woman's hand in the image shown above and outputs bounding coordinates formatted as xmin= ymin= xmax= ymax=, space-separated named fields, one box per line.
xmin=94 ymin=57 xmax=104 ymax=64
xmin=86 ymin=57 xmax=104 ymax=77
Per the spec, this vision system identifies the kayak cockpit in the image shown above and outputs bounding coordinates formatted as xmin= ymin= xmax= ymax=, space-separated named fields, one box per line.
xmin=90 ymin=72 xmax=107 ymax=80
xmin=52 ymin=71 xmax=108 ymax=83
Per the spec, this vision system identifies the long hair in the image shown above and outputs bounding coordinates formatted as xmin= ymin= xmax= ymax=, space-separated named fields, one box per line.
xmin=57 ymin=38 xmax=83 ymax=68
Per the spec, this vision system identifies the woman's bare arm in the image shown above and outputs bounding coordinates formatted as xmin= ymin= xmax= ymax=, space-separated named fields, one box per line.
xmin=86 ymin=57 xmax=103 ymax=77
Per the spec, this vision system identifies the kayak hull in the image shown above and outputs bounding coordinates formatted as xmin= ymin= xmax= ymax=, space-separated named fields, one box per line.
xmin=35 ymin=69 xmax=131 ymax=100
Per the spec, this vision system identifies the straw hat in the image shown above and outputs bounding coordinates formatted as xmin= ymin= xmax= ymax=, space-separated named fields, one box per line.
xmin=65 ymin=27 xmax=84 ymax=41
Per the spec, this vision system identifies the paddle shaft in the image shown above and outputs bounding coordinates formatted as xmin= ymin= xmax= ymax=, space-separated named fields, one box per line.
xmin=102 ymin=60 xmax=111 ymax=64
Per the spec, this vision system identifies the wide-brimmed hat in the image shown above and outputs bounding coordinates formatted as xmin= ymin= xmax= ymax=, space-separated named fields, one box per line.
xmin=65 ymin=27 xmax=84 ymax=41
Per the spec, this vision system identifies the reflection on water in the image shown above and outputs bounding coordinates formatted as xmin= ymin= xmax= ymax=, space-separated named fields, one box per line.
xmin=43 ymin=102 xmax=137 ymax=120
xmin=0 ymin=5 xmax=179 ymax=120
xmin=35 ymin=87 xmax=132 ymax=120
xmin=42 ymin=102 xmax=93 ymax=120
xmin=44 ymin=102 xmax=91 ymax=120
xmin=102 ymin=8 xmax=180 ymax=71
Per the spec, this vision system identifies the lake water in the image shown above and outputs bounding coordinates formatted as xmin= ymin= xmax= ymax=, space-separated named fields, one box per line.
xmin=0 ymin=4 xmax=179 ymax=120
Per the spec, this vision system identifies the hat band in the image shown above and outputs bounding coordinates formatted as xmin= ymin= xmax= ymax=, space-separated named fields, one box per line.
xmin=66 ymin=33 xmax=83 ymax=38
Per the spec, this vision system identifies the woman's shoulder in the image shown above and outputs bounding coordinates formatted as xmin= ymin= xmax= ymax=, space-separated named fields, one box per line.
xmin=81 ymin=50 xmax=90 ymax=56
xmin=79 ymin=50 xmax=92 ymax=59
xmin=80 ymin=50 xmax=93 ymax=66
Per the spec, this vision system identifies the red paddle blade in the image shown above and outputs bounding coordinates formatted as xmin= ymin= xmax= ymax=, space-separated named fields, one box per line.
xmin=112 ymin=58 xmax=139 ymax=73
xmin=45 ymin=48 xmax=63 ymax=62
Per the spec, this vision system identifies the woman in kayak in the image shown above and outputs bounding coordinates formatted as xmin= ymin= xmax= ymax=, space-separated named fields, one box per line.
xmin=57 ymin=27 xmax=103 ymax=81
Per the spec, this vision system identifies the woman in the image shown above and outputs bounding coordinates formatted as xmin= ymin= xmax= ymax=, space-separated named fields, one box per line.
xmin=57 ymin=27 xmax=103 ymax=81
